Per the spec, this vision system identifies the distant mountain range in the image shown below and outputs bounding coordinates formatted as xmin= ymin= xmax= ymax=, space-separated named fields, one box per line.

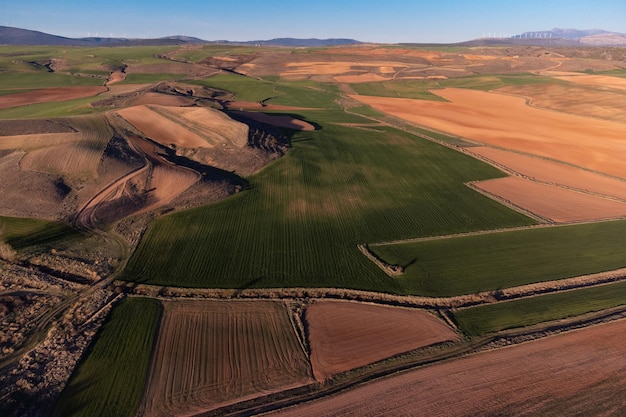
xmin=1 ymin=26 xmax=625 ymax=47
xmin=465 ymin=28 xmax=626 ymax=46
xmin=0 ymin=26 xmax=362 ymax=47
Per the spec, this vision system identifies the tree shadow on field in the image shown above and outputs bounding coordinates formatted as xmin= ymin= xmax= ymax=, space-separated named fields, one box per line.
xmin=403 ymin=258 xmax=418 ymax=270
xmin=238 ymin=277 xmax=263 ymax=290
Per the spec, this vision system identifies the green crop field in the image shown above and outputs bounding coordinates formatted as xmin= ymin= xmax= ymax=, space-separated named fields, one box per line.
xmin=52 ymin=298 xmax=162 ymax=417
xmin=349 ymin=74 xmax=560 ymax=101
xmin=371 ymin=220 xmax=626 ymax=296
xmin=121 ymin=73 xmax=189 ymax=84
xmin=190 ymin=74 xmax=343 ymax=109
xmin=350 ymin=80 xmax=446 ymax=101
xmin=188 ymin=73 xmax=278 ymax=102
xmin=0 ymin=73 xmax=104 ymax=90
xmin=269 ymin=81 xmax=342 ymax=109
xmin=170 ymin=44 xmax=260 ymax=63
xmin=435 ymin=74 xmax=563 ymax=91
xmin=122 ymin=100 xmax=534 ymax=292
xmin=453 ymin=280 xmax=626 ymax=336
xmin=0 ymin=216 xmax=81 ymax=251
xmin=0 ymin=95 xmax=106 ymax=119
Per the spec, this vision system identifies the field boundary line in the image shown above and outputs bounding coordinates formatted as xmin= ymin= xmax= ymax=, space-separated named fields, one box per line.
xmin=117 ymin=266 xmax=626 ymax=310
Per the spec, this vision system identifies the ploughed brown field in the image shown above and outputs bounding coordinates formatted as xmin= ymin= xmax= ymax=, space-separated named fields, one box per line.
xmin=473 ymin=177 xmax=626 ymax=223
xmin=467 ymin=147 xmax=626 ymax=200
xmin=139 ymin=300 xmax=312 ymax=417
xmin=0 ymin=86 xmax=106 ymax=109
xmin=350 ymin=88 xmax=626 ymax=179
xmin=467 ymin=146 xmax=626 ymax=223
xmin=270 ymin=318 xmax=626 ymax=416
xmin=306 ymin=300 xmax=460 ymax=381
xmin=351 ymin=85 xmax=626 ymax=222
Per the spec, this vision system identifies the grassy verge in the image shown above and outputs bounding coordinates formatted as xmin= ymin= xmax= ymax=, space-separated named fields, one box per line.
xmin=52 ymin=298 xmax=162 ymax=417
xmin=453 ymin=280 xmax=626 ymax=336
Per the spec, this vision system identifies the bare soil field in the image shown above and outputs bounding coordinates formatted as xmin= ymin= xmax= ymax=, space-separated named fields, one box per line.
xmin=497 ymin=83 xmax=626 ymax=123
xmin=0 ymin=132 xmax=81 ymax=151
xmin=139 ymin=300 xmax=312 ymax=417
xmin=279 ymin=61 xmax=417 ymax=81
xmin=229 ymin=111 xmax=315 ymax=131
xmin=76 ymin=131 xmax=203 ymax=228
xmin=116 ymin=105 xmax=209 ymax=148
xmin=547 ymin=72 xmax=626 ymax=91
xmin=0 ymin=119 xmax=76 ymax=136
xmin=0 ymin=87 xmax=106 ymax=109
xmin=104 ymin=83 xmax=152 ymax=96
xmin=306 ymin=300 xmax=460 ymax=381
xmin=117 ymin=105 xmax=248 ymax=148
xmin=334 ymin=73 xmax=391 ymax=83
xmin=122 ymin=91 xmax=196 ymax=107
xmin=473 ymin=177 xmax=626 ymax=223
xmin=107 ymin=70 xmax=126 ymax=85
xmin=20 ymin=142 xmax=105 ymax=176
xmin=155 ymin=105 xmax=248 ymax=147
xmin=351 ymin=88 xmax=626 ymax=179
xmin=270 ymin=318 xmax=626 ymax=417
xmin=0 ymin=151 xmax=66 ymax=219
xmin=468 ymin=147 xmax=626 ymax=200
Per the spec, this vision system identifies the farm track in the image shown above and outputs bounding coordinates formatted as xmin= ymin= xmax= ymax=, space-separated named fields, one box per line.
xmin=3 ymin=104 xmax=200 ymax=372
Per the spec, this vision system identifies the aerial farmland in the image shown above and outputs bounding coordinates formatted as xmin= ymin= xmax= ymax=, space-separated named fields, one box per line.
xmin=1 ymin=24 xmax=626 ymax=417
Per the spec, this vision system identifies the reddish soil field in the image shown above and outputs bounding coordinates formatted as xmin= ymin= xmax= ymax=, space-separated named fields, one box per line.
xmin=351 ymin=89 xmax=626 ymax=179
xmin=306 ymin=300 xmax=460 ymax=381
xmin=140 ymin=300 xmax=312 ymax=417
xmin=549 ymin=73 xmax=626 ymax=91
xmin=0 ymin=86 xmax=106 ymax=109
xmin=473 ymin=177 xmax=626 ymax=223
xmin=271 ymin=319 xmax=626 ymax=416
xmin=229 ymin=111 xmax=315 ymax=131
xmin=468 ymin=147 xmax=626 ymax=200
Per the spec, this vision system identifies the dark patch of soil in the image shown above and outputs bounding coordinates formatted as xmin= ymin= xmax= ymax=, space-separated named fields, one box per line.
xmin=54 ymin=177 xmax=72 ymax=198
xmin=100 ymin=135 xmax=144 ymax=167
xmin=0 ymin=119 xmax=76 ymax=136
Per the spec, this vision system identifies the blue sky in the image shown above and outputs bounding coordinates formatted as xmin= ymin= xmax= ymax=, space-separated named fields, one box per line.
xmin=2 ymin=0 xmax=625 ymax=43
